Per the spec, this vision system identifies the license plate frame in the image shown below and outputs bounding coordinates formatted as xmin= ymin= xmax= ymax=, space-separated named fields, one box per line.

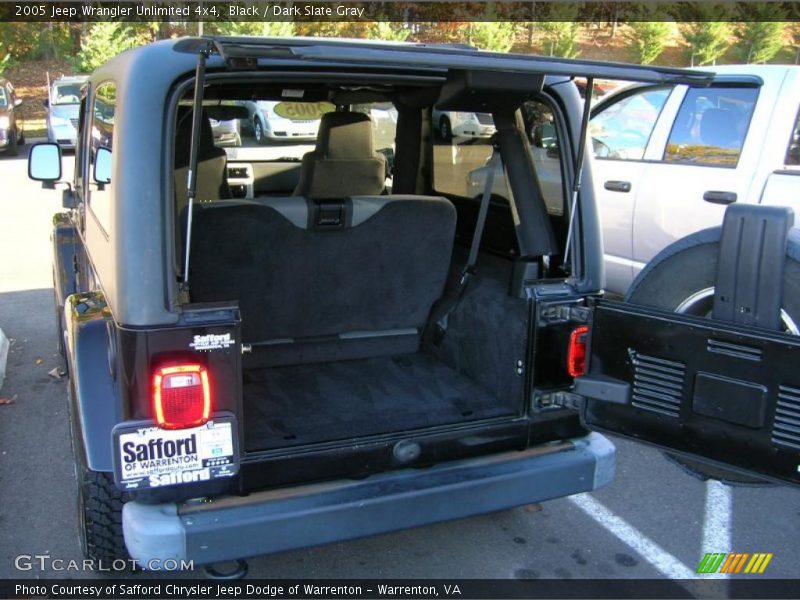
xmin=111 ymin=413 xmax=239 ymax=491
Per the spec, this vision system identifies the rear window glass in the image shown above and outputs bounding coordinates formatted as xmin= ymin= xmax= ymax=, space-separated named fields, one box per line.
xmin=206 ymin=100 xmax=397 ymax=161
xmin=664 ymin=87 xmax=758 ymax=167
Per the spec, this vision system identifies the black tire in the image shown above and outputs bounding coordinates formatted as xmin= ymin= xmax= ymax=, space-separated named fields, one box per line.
xmin=253 ymin=119 xmax=266 ymax=145
xmin=78 ymin=469 xmax=130 ymax=562
xmin=439 ymin=116 xmax=452 ymax=141
xmin=626 ymin=227 xmax=800 ymax=484
xmin=6 ymin=129 xmax=18 ymax=156
xmin=17 ymin=126 xmax=24 ymax=146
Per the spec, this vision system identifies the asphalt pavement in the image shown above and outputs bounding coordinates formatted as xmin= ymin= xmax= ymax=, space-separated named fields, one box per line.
xmin=0 ymin=144 xmax=797 ymax=588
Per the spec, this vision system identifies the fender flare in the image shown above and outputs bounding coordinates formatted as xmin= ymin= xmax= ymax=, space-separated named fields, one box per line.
xmin=65 ymin=292 xmax=122 ymax=473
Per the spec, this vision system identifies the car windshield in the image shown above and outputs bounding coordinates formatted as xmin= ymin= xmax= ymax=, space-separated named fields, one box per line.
xmin=0 ymin=87 xmax=7 ymax=108
xmin=52 ymin=83 xmax=81 ymax=105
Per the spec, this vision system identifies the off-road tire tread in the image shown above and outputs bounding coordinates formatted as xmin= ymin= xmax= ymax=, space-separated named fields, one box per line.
xmin=81 ymin=470 xmax=129 ymax=562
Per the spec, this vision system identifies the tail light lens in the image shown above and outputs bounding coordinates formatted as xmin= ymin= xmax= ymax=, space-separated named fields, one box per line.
xmin=567 ymin=325 xmax=590 ymax=378
xmin=153 ymin=364 xmax=211 ymax=430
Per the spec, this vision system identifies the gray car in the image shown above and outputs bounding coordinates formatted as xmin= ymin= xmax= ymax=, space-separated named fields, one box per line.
xmin=45 ymin=75 xmax=88 ymax=149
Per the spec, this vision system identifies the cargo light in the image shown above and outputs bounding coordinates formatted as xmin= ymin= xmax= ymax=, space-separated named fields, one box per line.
xmin=153 ymin=364 xmax=211 ymax=430
xmin=567 ymin=325 xmax=590 ymax=378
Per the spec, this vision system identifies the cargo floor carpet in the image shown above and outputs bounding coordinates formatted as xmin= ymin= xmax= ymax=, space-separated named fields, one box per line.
xmin=242 ymin=353 xmax=516 ymax=451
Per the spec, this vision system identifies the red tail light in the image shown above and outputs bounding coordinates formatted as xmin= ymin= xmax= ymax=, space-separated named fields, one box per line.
xmin=567 ymin=325 xmax=590 ymax=378
xmin=153 ymin=365 xmax=211 ymax=429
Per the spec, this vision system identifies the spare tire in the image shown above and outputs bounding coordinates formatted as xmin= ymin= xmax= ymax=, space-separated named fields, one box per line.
xmin=625 ymin=227 xmax=800 ymax=484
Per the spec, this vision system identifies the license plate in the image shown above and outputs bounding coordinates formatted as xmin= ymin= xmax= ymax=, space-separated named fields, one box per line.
xmin=112 ymin=415 xmax=239 ymax=491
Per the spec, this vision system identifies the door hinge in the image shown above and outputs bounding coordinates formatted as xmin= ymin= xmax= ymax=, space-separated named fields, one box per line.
xmin=537 ymin=304 xmax=590 ymax=327
xmin=535 ymin=390 xmax=585 ymax=410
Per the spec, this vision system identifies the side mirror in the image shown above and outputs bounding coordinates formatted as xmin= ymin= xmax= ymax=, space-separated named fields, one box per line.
xmin=14 ymin=98 xmax=22 ymax=108
xmin=93 ymin=147 xmax=111 ymax=185
xmin=28 ymin=142 xmax=62 ymax=186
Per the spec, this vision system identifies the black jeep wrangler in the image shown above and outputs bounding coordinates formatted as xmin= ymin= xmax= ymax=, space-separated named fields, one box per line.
xmin=27 ymin=36 xmax=800 ymax=569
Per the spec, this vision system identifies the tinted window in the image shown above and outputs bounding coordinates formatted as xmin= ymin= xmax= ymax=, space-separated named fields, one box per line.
xmin=589 ymin=87 xmax=671 ymax=160
xmin=0 ymin=87 xmax=6 ymax=107
xmin=785 ymin=108 xmax=800 ymax=166
xmin=89 ymin=82 xmax=116 ymax=234
xmin=664 ymin=87 xmax=758 ymax=166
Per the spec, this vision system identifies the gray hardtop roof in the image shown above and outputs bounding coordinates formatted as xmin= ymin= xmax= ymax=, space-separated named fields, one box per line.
xmin=174 ymin=35 xmax=714 ymax=87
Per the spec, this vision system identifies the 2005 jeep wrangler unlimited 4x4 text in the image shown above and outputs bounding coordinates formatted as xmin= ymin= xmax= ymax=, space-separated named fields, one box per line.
xmin=27 ymin=36 xmax=800 ymax=568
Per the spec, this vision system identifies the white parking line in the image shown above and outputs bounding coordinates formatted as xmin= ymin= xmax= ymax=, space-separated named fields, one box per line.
xmin=701 ymin=480 xmax=733 ymax=579
xmin=568 ymin=493 xmax=696 ymax=580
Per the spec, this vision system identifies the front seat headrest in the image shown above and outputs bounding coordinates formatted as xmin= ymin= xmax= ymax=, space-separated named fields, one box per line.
xmin=293 ymin=111 xmax=386 ymax=199
xmin=316 ymin=112 xmax=375 ymax=159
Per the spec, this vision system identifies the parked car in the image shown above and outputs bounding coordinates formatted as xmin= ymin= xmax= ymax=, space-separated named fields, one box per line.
xmin=27 ymin=37 xmax=800 ymax=571
xmin=0 ymin=78 xmax=24 ymax=156
xmin=45 ymin=75 xmax=88 ymax=149
xmin=244 ymin=100 xmax=331 ymax=143
xmin=590 ymin=64 xmax=800 ymax=294
xmin=433 ymin=109 xmax=495 ymax=140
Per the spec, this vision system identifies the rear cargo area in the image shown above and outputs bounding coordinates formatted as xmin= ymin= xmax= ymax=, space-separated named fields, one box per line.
xmin=242 ymin=352 xmax=513 ymax=451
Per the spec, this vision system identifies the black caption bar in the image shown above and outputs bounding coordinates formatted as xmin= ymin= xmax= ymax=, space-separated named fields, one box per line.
xmin=3 ymin=579 xmax=800 ymax=600
xmin=3 ymin=1 xmax=800 ymax=22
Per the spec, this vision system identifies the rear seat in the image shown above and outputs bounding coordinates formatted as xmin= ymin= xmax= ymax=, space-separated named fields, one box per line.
xmin=188 ymin=195 xmax=456 ymax=367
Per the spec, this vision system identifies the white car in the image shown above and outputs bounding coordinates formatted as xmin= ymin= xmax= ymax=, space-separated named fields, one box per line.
xmin=590 ymin=65 xmax=800 ymax=294
xmin=244 ymin=100 xmax=330 ymax=143
xmin=433 ymin=110 xmax=495 ymax=140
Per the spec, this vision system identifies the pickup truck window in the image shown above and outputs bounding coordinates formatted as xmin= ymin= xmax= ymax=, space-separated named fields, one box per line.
xmin=664 ymin=86 xmax=758 ymax=167
xmin=589 ymin=87 xmax=670 ymax=161
xmin=89 ymin=82 xmax=116 ymax=234
xmin=785 ymin=108 xmax=800 ymax=166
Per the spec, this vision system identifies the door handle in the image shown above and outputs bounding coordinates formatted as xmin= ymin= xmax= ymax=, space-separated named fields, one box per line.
xmin=604 ymin=180 xmax=632 ymax=193
xmin=703 ymin=191 xmax=737 ymax=205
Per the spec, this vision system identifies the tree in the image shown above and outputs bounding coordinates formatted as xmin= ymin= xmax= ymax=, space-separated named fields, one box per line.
xmin=538 ymin=22 xmax=582 ymax=58
xmin=626 ymin=21 xmax=671 ymax=65
xmin=73 ymin=23 xmax=155 ymax=72
xmin=469 ymin=22 xmax=517 ymax=52
xmin=733 ymin=17 xmax=786 ymax=64
xmin=680 ymin=3 xmax=731 ymax=66
xmin=789 ymin=22 xmax=800 ymax=64
xmin=537 ymin=3 xmax=582 ymax=58
xmin=366 ymin=21 xmax=410 ymax=42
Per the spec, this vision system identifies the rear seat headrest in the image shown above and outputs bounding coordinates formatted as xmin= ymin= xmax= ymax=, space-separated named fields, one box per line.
xmin=316 ymin=112 xmax=375 ymax=159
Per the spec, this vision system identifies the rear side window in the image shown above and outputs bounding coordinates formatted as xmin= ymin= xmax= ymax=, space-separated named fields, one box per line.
xmin=589 ymin=87 xmax=671 ymax=160
xmin=664 ymin=86 xmax=758 ymax=167
xmin=785 ymin=108 xmax=800 ymax=166
xmin=89 ymin=82 xmax=116 ymax=234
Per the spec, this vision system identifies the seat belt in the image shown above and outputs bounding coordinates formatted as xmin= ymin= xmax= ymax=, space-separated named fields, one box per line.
xmin=430 ymin=147 xmax=502 ymax=344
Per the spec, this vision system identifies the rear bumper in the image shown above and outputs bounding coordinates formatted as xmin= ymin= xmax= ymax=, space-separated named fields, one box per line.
xmin=123 ymin=433 xmax=615 ymax=565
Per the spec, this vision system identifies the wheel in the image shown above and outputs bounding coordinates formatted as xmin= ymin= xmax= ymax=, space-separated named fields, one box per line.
xmin=6 ymin=129 xmax=18 ymax=156
xmin=78 ymin=469 xmax=130 ymax=562
xmin=439 ymin=116 xmax=452 ymax=141
xmin=17 ymin=126 xmax=24 ymax=146
xmin=253 ymin=119 xmax=266 ymax=145
xmin=626 ymin=227 xmax=800 ymax=484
